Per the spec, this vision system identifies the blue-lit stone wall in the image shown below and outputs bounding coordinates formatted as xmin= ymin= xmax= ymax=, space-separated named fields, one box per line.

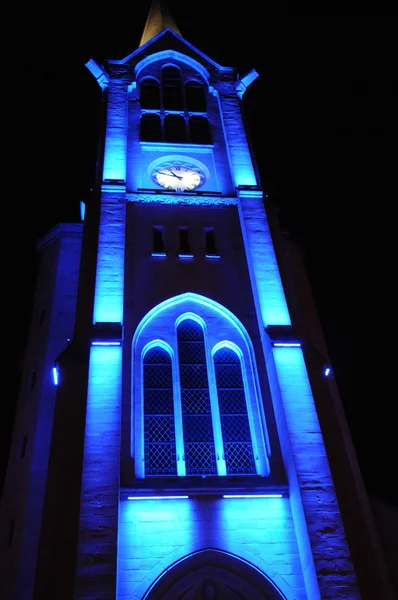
xmin=102 ymin=73 xmax=128 ymax=182
xmin=93 ymin=186 xmax=126 ymax=324
xmin=117 ymin=496 xmax=305 ymax=600
xmin=74 ymin=345 xmax=122 ymax=598
xmin=269 ymin=345 xmax=360 ymax=599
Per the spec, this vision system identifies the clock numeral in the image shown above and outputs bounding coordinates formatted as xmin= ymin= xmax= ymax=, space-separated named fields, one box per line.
xmin=175 ymin=166 xmax=181 ymax=171
xmin=176 ymin=187 xmax=182 ymax=192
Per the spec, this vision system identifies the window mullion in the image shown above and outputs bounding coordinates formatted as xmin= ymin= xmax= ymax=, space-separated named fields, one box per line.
xmin=172 ymin=348 xmax=186 ymax=476
xmin=206 ymin=352 xmax=226 ymax=476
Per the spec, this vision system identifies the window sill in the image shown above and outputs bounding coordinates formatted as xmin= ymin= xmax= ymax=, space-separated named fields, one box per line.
xmin=121 ymin=475 xmax=288 ymax=499
xmin=140 ymin=141 xmax=214 ymax=151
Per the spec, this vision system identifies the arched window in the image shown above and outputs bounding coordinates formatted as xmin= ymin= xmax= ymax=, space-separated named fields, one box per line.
xmin=164 ymin=114 xmax=186 ymax=143
xmin=185 ymin=80 xmax=207 ymax=112
xmin=133 ymin=294 xmax=270 ymax=480
xmin=162 ymin=66 xmax=184 ymax=111
xmin=189 ymin=116 xmax=212 ymax=144
xmin=214 ymin=347 xmax=256 ymax=474
xmin=140 ymin=113 xmax=162 ymax=142
xmin=177 ymin=320 xmax=217 ymax=475
xmin=139 ymin=65 xmax=213 ymax=145
xmin=143 ymin=347 xmax=177 ymax=475
xmin=140 ymin=78 xmax=160 ymax=109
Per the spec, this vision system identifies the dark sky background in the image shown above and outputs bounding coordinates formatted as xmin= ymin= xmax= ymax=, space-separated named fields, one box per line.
xmin=4 ymin=6 xmax=397 ymax=506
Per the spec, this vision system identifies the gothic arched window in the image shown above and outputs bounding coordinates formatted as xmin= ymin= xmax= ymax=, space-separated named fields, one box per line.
xmin=143 ymin=346 xmax=177 ymax=476
xmin=133 ymin=295 xmax=270 ymax=481
xmin=140 ymin=78 xmax=161 ymax=109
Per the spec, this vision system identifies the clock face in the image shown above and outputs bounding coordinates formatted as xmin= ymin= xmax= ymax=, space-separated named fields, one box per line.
xmin=151 ymin=162 xmax=206 ymax=192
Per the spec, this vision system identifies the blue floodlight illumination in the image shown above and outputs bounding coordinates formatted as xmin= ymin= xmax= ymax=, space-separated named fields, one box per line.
xmin=223 ymin=494 xmax=282 ymax=499
xmin=205 ymin=254 xmax=220 ymax=259
xmin=272 ymin=342 xmax=301 ymax=348
xmin=52 ymin=365 xmax=59 ymax=386
xmin=178 ymin=254 xmax=194 ymax=259
xmin=323 ymin=365 xmax=331 ymax=377
xmin=92 ymin=341 xmax=122 ymax=346
xmin=151 ymin=252 xmax=167 ymax=257
xmin=127 ymin=495 xmax=189 ymax=500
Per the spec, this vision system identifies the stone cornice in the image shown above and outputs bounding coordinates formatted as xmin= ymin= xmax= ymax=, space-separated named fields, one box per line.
xmin=126 ymin=193 xmax=237 ymax=206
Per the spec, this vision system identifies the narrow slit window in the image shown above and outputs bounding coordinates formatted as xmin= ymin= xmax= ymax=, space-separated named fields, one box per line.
xmin=205 ymin=228 xmax=219 ymax=257
xmin=8 ymin=519 xmax=15 ymax=547
xmin=18 ymin=436 xmax=27 ymax=459
xmin=152 ymin=226 xmax=165 ymax=255
xmin=38 ymin=307 xmax=45 ymax=325
xmin=28 ymin=370 xmax=36 ymax=390
xmin=179 ymin=227 xmax=192 ymax=256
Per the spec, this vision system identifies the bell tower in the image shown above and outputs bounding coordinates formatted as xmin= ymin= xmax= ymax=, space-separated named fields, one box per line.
xmin=0 ymin=2 xmax=394 ymax=599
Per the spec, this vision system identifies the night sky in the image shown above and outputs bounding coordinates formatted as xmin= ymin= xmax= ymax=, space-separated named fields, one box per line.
xmin=4 ymin=6 xmax=397 ymax=506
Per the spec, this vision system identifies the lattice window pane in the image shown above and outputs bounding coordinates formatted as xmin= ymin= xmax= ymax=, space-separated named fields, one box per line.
xmin=214 ymin=347 xmax=256 ymax=475
xmin=217 ymin=389 xmax=247 ymax=414
xmin=214 ymin=347 xmax=240 ymax=364
xmin=221 ymin=415 xmax=252 ymax=442
xmin=144 ymin=347 xmax=176 ymax=476
xmin=224 ymin=442 xmax=256 ymax=475
xmin=145 ymin=442 xmax=177 ymax=475
xmin=145 ymin=416 xmax=175 ymax=443
xmin=178 ymin=320 xmax=217 ymax=475
xmin=144 ymin=365 xmax=173 ymax=388
xmin=181 ymin=389 xmax=211 ymax=414
xmin=178 ymin=320 xmax=204 ymax=341
xmin=183 ymin=415 xmax=214 ymax=441
xmin=145 ymin=348 xmax=170 ymax=364
xmin=215 ymin=365 xmax=243 ymax=388
xmin=144 ymin=389 xmax=174 ymax=414
xmin=144 ymin=417 xmax=177 ymax=475
xmin=178 ymin=341 xmax=206 ymax=364
xmin=179 ymin=365 xmax=209 ymax=388
xmin=185 ymin=443 xmax=217 ymax=475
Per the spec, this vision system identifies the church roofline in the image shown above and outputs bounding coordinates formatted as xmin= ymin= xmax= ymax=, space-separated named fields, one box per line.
xmin=108 ymin=28 xmax=234 ymax=74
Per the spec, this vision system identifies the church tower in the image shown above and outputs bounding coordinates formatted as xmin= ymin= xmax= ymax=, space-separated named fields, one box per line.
xmin=0 ymin=3 xmax=394 ymax=599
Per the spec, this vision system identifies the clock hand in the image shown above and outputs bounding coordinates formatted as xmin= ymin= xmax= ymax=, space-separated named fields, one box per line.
xmin=159 ymin=170 xmax=183 ymax=180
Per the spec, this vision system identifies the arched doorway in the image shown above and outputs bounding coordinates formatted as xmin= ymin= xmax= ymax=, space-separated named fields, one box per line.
xmin=143 ymin=549 xmax=287 ymax=600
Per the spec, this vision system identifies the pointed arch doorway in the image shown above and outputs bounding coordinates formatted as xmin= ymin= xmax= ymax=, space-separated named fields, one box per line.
xmin=143 ymin=549 xmax=287 ymax=600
